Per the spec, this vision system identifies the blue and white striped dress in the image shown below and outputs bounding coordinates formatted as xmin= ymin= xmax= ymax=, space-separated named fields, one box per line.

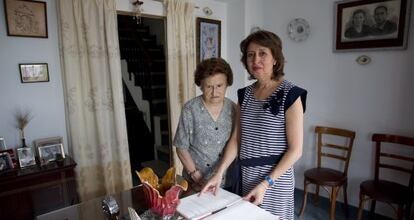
xmin=238 ymin=80 xmax=307 ymax=220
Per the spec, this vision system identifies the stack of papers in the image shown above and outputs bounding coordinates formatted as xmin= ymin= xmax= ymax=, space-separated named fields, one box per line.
xmin=177 ymin=188 xmax=278 ymax=220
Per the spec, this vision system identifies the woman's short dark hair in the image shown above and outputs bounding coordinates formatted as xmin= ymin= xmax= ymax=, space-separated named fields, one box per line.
xmin=240 ymin=30 xmax=285 ymax=80
xmin=353 ymin=9 xmax=367 ymax=19
xmin=194 ymin=57 xmax=233 ymax=87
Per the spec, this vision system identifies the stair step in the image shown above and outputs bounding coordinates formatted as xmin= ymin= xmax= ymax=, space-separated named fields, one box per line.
xmin=151 ymin=85 xmax=166 ymax=89
xmin=152 ymin=99 xmax=166 ymax=104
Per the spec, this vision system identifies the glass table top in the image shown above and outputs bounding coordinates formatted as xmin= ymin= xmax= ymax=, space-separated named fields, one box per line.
xmin=36 ymin=186 xmax=148 ymax=220
xmin=37 ymin=184 xmax=195 ymax=220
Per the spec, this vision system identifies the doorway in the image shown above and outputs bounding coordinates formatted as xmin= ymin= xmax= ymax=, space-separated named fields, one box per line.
xmin=117 ymin=14 xmax=170 ymax=185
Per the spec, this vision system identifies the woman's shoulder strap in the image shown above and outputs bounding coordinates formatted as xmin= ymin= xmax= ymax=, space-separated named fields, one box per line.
xmin=237 ymin=87 xmax=247 ymax=106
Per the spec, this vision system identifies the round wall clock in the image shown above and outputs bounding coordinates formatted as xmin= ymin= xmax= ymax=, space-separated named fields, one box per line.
xmin=287 ymin=18 xmax=310 ymax=42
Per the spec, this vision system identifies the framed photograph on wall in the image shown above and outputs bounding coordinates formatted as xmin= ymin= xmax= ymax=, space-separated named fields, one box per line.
xmin=19 ymin=63 xmax=49 ymax=83
xmin=4 ymin=0 xmax=48 ymax=38
xmin=38 ymin=143 xmax=65 ymax=165
xmin=196 ymin=17 xmax=221 ymax=64
xmin=334 ymin=0 xmax=411 ymax=51
xmin=17 ymin=147 xmax=36 ymax=168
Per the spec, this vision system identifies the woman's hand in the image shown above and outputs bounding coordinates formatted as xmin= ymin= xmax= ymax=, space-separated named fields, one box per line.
xmin=190 ymin=170 xmax=205 ymax=191
xmin=191 ymin=170 xmax=203 ymax=184
xmin=242 ymin=181 xmax=267 ymax=205
xmin=200 ymin=172 xmax=223 ymax=195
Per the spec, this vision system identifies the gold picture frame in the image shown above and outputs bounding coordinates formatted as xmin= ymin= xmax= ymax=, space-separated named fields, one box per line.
xmin=4 ymin=0 xmax=48 ymax=38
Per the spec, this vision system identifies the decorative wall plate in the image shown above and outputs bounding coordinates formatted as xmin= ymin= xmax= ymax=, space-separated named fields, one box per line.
xmin=287 ymin=18 xmax=310 ymax=42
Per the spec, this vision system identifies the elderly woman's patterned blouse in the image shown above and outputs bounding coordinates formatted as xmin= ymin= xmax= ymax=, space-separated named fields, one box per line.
xmin=173 ymin=95 xmax=235 ymax=184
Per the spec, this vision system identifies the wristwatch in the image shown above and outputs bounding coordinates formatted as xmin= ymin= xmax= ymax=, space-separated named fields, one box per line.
xmin=265 ymin=176 xmax=274 ymax=187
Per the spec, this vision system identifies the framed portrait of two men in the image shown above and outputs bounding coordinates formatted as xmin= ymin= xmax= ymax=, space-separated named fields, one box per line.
xmin=334 ymin=0 xmax=411 ymax=51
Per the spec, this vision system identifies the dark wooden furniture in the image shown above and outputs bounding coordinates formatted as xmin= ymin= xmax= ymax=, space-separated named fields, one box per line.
xmin=299 ymin=126 xmax=356 ymax=220
xmin=357 ymin=134 xmax=414 ymax=220
xmin=0 ymin=157 xmax=78 ymax=220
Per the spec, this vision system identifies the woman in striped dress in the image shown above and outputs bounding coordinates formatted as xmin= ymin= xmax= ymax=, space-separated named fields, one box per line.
xmin=201 ymin=30 xmax=307 ymax=219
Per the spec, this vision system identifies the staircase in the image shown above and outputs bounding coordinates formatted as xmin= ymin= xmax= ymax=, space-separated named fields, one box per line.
xmin=117 ymin=15 xmax=170 ymax=178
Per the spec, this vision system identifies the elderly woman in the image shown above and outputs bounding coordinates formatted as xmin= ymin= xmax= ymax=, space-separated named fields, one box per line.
xmin=173 ymin=57 xmax=235 ymax=191
xmin=345 ymin=9 xmax=372 ymax=38
xmin=202 ymin=30 xmax=307 ymax=220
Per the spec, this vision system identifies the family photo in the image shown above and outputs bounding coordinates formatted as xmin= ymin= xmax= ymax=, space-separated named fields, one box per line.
xmin=335 ymin=0 xmax=409 ymax=50
xmin=342 ymin=2 xmax=400 ymax=41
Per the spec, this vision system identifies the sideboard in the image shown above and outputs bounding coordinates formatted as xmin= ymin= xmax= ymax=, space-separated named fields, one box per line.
xmin=0 ymin=157 xmax=78 ymax=219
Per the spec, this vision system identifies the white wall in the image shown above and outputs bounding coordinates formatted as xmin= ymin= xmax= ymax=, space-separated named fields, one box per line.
xmin=221 ymin=0 xmax=414 ymax=217
xmin=0 ymin=0 xmax=68 ymax=152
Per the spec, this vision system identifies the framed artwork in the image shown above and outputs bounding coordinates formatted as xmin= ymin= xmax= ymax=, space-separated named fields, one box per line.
xmin=196 ymin=17 xmax=221 ymax=64
xmin=19 ymin=63 xmax=49 ymax=83
xmin=0 ymin=152 xmax=14 ymax=171
xmin=334 ymin=0 xmax=411 ymax=51
xmin=17 ymin=147 xmax=36 ymax=168
xmin=4 ymin=0 xmax=48 ymax=38
xmin=33 ymin=136 xmax=63 ymax=148
xmin=0 ymin=149 xmax=17 ymax=167
xmin=38 ymin=143 xmax=65 ymax=165
xmin=0 ymin=137 xmax=6 ymax=150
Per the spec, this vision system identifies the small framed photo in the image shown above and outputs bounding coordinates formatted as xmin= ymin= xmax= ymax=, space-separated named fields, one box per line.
xmin=0 ymin=149 xmax=17 ymax=167
xmin=17 ymin=147 xmax=36 ymax=168
xmin=0 ymin=152 xmax=14 ymax=171
xmin=0 ymin=137 xmax=7 ymax=151
xmin=38 ymin=144 xmax=65 ymax=165
xmin=4 ymin=0 xmax=48 ymax=38
xmin=34 ymin=136 xmax=63 ymax=148
xmin=196 ymin=17 xmax=221 ymax=64
xmin=334 ymin=0 xmax=411 ymax=51
xmin=19 ymin=63 xmax=49 ymax=83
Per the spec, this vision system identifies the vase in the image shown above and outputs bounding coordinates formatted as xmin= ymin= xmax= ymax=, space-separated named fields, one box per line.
xmin=21 ymin=138 xmax=28 ymax=148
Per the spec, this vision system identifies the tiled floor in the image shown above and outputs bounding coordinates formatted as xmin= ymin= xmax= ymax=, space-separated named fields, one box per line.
xmin=293 ymin=189 xmax=392 ymax=220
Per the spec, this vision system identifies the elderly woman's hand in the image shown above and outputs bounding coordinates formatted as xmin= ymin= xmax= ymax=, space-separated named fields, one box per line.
xmin=199 ymin=172 xmax=223 ymax=196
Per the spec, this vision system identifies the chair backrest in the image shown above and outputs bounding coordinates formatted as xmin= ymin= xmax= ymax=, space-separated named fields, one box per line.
xmin=315 ymin=126 xmax=356 ymax=176
xmin=372 ymin=134 xmax=414 ymax=188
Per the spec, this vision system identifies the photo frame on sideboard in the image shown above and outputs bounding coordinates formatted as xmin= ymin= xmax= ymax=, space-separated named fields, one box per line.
xmin=38 ymin=143 xmax=65 ymax=165
xmin=17 ymin=147 xmax=36 ymax=168
xmin=4 ymin=0 xmax=48 ymax=38
xmin=196 ymin=17 xmax=221 ymax=64
xmin=0 ymin=152 xmax=14 ymax=171
xmin=334 ymin=0 xmax=411 ymax=51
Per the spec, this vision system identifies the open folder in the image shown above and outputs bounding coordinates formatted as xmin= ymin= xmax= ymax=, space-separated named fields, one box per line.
xmin=177 ymin=188 xmax=279 ymax=220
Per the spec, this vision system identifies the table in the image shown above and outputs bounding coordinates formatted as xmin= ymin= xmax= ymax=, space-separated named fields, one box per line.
xmin=0 ymin=157 xmax=78 ymax=219
xmin=36 ymin=185 xmax=156 ymax=220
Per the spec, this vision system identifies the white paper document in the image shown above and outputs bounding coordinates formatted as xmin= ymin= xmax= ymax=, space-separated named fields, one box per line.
xmin=177 ymin=188 xmax=278 ymax=220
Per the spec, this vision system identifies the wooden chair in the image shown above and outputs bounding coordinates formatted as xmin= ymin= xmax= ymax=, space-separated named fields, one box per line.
xmin=357 ymin=134 xmax=414 ymax=220
xmin=299 ymin=126 xmax=356 ymax=220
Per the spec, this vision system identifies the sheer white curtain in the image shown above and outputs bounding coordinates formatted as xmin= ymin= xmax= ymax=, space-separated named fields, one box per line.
xmin=164 ymin=0 xmax=196 ymax=174
xmin=57 ymin=0 xmax=132 ymax=201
